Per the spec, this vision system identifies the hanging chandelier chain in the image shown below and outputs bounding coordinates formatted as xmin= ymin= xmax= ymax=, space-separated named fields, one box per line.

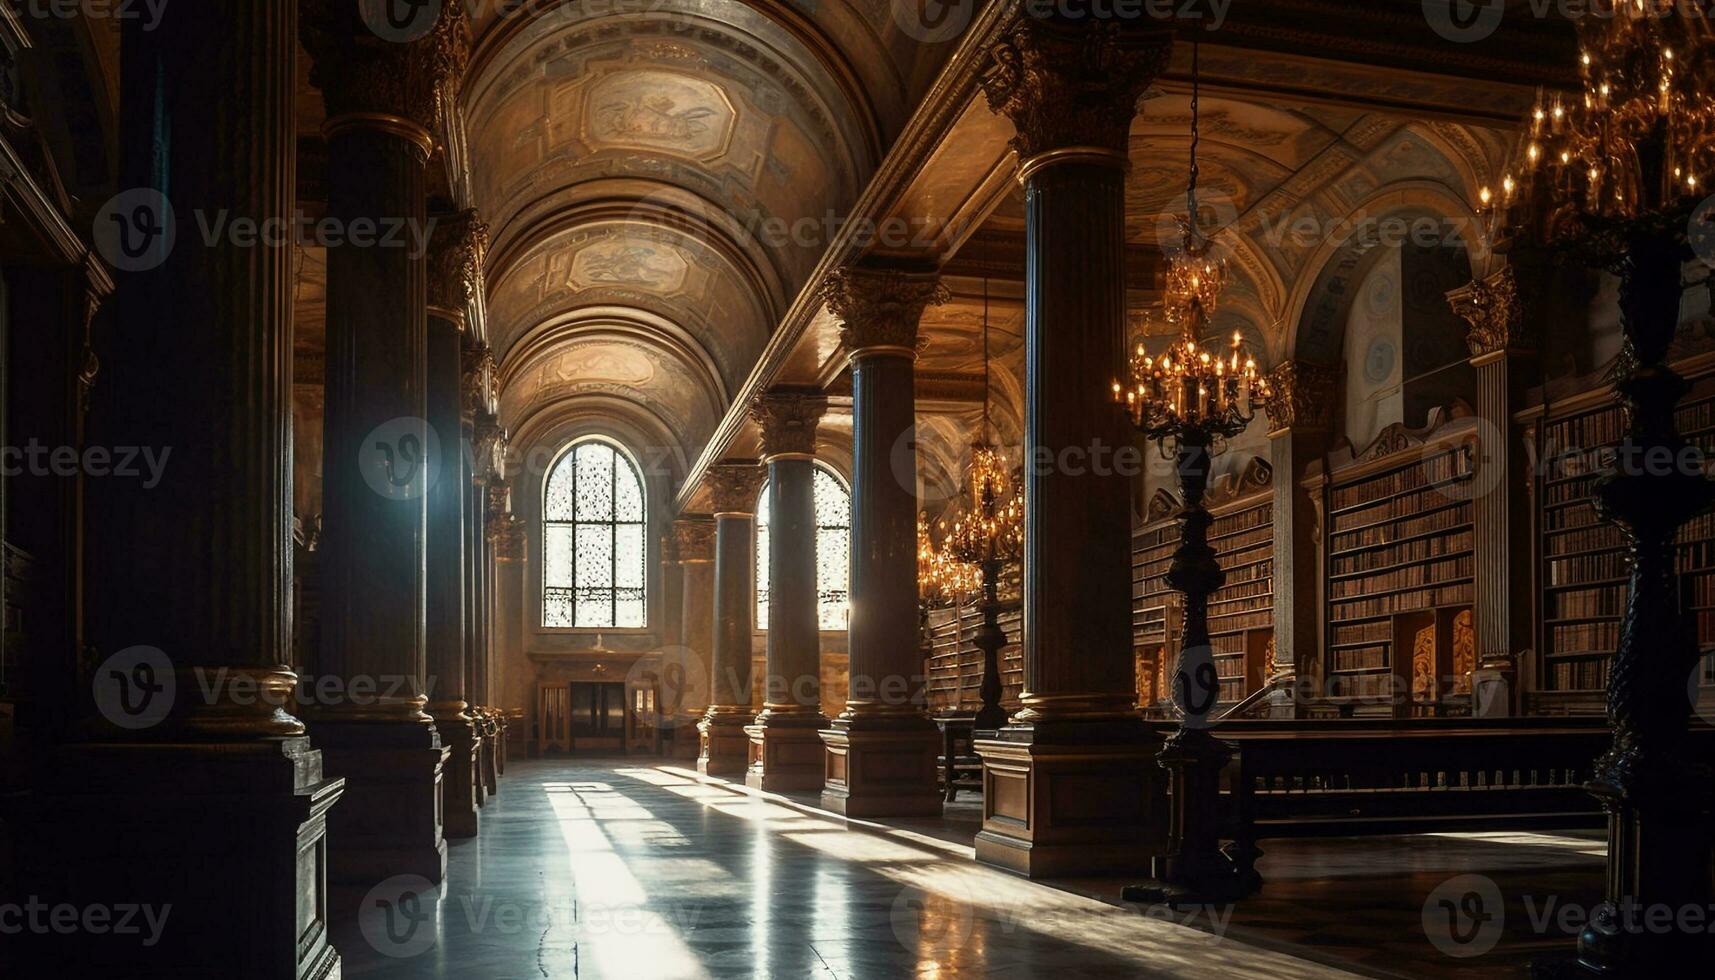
xmin=1186 ymin=39 xmax=1201 ymax=251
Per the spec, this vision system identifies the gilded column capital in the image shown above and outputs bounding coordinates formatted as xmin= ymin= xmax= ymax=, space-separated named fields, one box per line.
xmin=706 ymin=462 xmax=764 ymax=517
xmin=824 ymin=267 xmax=947 ymax=358
xmin=301 ymin=0 xmax=471 ymax=154
xmin=426 ymin=209 xmax=489 ymax=324
xmin=980 ymin=18 xmax=1171 ymax=168
xmin=485 ymin=477 xmax=511 ymax=529
xmin=1447 ymin=266 xmax=1532 ymax=358
xmin=673 ymin=518 xmax=716 ymax=563
xmin=461 ymin=342 xmax=497 ymax=420
xmin=1264 ymin=360 xmax=1341 ymax=435
xmin=494 ymin=514 xmax=526 ymax=563
xmin=750 ymin=390 xmax=828 ymax=462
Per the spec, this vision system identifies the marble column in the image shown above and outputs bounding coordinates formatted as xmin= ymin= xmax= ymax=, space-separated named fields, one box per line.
xmin=299 ymin=0 xmax=468 ymax=888
xmin=745 ymin=391 xmax=830 ymax=791
xmin=819 ymin=268 xmax=946 ymax=816
xmin=972 ymin=16 xmax=1173 ymax=877
xmin=461 ymin=345 xmax=501 ymax=801
xmin=19 ymin=3 xmax=345 ymax=976
xmin=698 ymin=462 xmax=764 ymax=776
xmin=480 ymin=474 xmax=508 ymax=794
xmin=1263 ymin=361 xmax=1340 ymax=717
xmin=1447 ymin=267 xmax=1536 ymax=716
xmin=672 ymin=518 xmax=717 ymax=759
xmin=424 ymin=212 xmax=487 ymax=838
xmin=493 ymin=512 xmax=528 ymax=759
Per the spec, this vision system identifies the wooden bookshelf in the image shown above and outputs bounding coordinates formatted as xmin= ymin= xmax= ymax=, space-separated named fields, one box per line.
xmin=924 ymin=563 xmax=1024 ymax=716
xmin=1524 ymin=363 xmax=1715 ymax=711
xmin=1313 ymin=409 xmax=1478 ymax=716
xmin=1131 ymin=458 xmax=1275 ymax=708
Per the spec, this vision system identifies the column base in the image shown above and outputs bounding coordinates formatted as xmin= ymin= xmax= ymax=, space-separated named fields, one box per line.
xmin=697 ymin=708 xmax=751 ymax=776
xmin=313 ymin=717 xmax=449 ymax=888
xmin=744 ymin=715 xmax=827 ymax=792
xmin=819 ymin=716 xmax=942 ymax=817
xmin=669 ymin=718 xmax=703 ymax=760
xmin=432 ymin=712 xmax=480 ymax=839
xmin=973 ymin=721 xmax=1167 ymax=878
xmin=9 ymin=737 xmax=344 ymax=979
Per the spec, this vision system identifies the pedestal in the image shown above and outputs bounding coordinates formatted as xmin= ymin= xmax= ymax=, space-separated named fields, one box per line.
xmin=698 ymin=707 xmax=752 ymax=777
xmin=819 ymin=722 xmax=942 ymax=817
xmin=744 ymin=716 xmax=827 ymax=792
xmin=972 ymin=725 xmax=1167 ymax=878
xmin=13 ymin=739 xmax=344 ymax=979
xmin=315 ymin=719 xmax=449 ymax=887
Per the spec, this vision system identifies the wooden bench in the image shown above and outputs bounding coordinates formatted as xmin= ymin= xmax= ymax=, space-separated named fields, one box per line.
xmin=1149 ymin=717 xmax=1715 ymax=885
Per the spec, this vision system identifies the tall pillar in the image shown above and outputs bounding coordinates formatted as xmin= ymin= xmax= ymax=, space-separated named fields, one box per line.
xmin=299 ymin=0 xmax=469 ymax=888
xmin=479 ymin=473 xmax=507 ymax=794
xmin=493 ymin=512 xmax=528 ymax=758
xmin=819 ymin=268 xmax=946 ymax=816
xmin=745 ymin=391 xmax=830 ymax=791
xmin=698 ymin=463 xmax=763 ymax=776
xmin=672 ymin=518 xmax=716 ymax=759
xmin=19 ymin=3 xmax=346 ymax=976
xmin=971 ymin=17 xmax=1172 ymax=877
xmin=1447 ymin=267 xmax=1536 ymax=716
xmin=1263 ymin=361 xmax=1339 ymax=717
xmin=424 ymin=211 xmax=487 ymax=838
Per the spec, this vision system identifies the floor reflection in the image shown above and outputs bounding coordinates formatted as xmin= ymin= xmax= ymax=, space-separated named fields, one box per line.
xmin=336 ymin=759 xmax=1357 ymax=979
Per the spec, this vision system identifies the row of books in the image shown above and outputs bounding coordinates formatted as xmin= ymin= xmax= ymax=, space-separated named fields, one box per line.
xmin=1544 ymin=524 xmax=1626 ymax=557
xmin=1211 ymin=579 xmax=1272 ymax=602
xmin=1548 ymin=621 xmax=1620 ymax=655
xmin=1547 ymin=552 xmax=1630 ymax=587
xmin=1329 ymin=555 xmax=1473 ymax=600
xmin=1330 ymin=530 xmax=1472 ymax=577
xmin=1210 ymin=505 xmax=1271 ymax=536
xmin=1332 ymin=486 xmax=1469 ymax=536
xmin=1215 ymin=655 xmax=1247 ymax=679
xmin=1331 ymin=503 xmax=1471 ymax=554
xmin=1331 ymin=645 xmax=1389 ymax=673
xmin=1550 ymin=586 xmax=1627 ymax=620
xmin=1329 ymin=448 xmax=1473 ymax=512
xmin=1547 ymin=657 xmax=1611 ymax=691
xmin=1209 ymin=609 xmax=1273 ymax=632
xmin=1331 ymin=620 xmax=1394 ymax=646
xmin=1330 ymin=583 xmax=1472 ymax=623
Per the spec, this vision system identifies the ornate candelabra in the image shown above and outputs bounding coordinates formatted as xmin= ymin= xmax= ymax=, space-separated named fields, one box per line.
xmin=1122 ymin=38 xmax=1271 ymax=906
xmin=938 ymin=444 xmax=1024 ymax=731
xmin=1475 ymin=7 xmax=1715 ymax=973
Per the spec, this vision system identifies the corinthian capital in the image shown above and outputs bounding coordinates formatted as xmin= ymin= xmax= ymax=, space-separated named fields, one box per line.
xmin=1264 ymin=361 xmax=1341 ymax=435
xmin=493 ymin=515 xmax=526 ymax=563
xmin=980 ymin=18 xmax=1171 ymax=162
xmin=301 ymin=0 xmax=471 ymax=149
xmin=673 ymin=519 xmax=716 ymax=563
xmin=426 ymin=209 xmax=489 ymax=323
xmin=1447 ymin=266 xmax=1531 ymax=358
xmin=750 ymin=390 xmax=828 ymax=461
xmin=824 ymin=268 xmax=947 ymax=356
xmin=461 ymin=342 xmax=496 ymax=420
xmin=705 ymin=462 xmax=764 ymax=516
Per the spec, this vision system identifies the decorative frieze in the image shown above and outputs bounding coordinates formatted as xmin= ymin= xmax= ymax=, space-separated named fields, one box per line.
xmin=823 ymin=267 xmax=947 ymax=355
xmin=750 ymin=389 xmax=828 ymax=461
xmin=979 ymin=18 xmax=1171 ymax=162
xmin=1264 ymin=360 xmax=1342 ymax=434
xmin=426 ymin=209 xmax=488 ymax=323
xmin=1446 ymin=266 xmax=1531 ymax=358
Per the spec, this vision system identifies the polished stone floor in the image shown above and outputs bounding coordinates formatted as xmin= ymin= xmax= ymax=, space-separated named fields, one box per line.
xmin=332 ymin=758 xmax=1361 ymax=979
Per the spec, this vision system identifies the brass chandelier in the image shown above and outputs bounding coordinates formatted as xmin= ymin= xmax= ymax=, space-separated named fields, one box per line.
xmin=938 ymin=278 xmax=1023 ymax=568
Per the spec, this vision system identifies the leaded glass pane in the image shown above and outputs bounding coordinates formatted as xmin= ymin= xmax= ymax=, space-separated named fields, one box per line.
xmin=813 ymin=468 xmax=850 ymax=527
xmin=754 ymin=467 xmax=850 ymax=631
xmin=574 ymin=443 xmax=614 ymax=521
xmin=541 ymin=439 xmax=648 ymax=628
xmin=816 ymin=524 xmax=850 ymax=630
xmin=755 ymin=518 xmax=770 ymax=627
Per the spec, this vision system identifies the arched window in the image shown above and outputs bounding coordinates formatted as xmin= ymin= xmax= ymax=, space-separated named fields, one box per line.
xmin=542 ymin=438 xmax=646 ymax=628
xmin=756 ymin=464 xmax=851 ymax=631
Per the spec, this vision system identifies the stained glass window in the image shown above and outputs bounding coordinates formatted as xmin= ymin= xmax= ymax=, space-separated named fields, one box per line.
xmin=543 ymin=439 xmax=646 ymax=628
xmin=756 ymin=464 xmax=851 ymax=631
